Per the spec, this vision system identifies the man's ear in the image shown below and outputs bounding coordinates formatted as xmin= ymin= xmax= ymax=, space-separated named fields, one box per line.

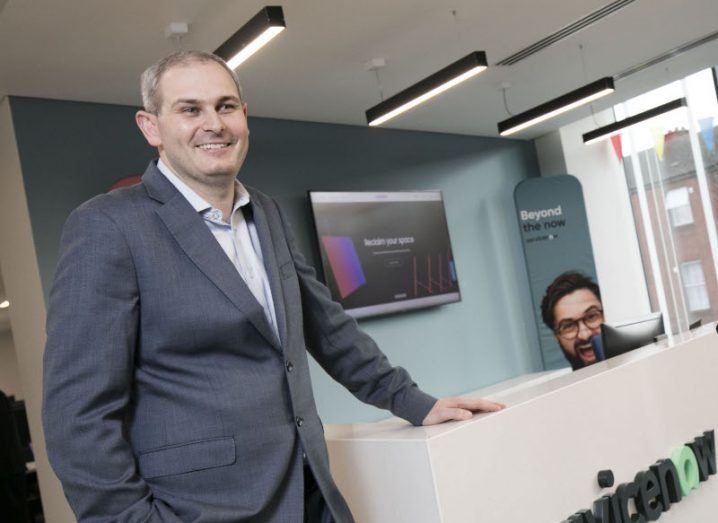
xmin=242 ymin=102 xmax=248 ymax=117
xmin=135 ymin=110 xmax=162 ymax=147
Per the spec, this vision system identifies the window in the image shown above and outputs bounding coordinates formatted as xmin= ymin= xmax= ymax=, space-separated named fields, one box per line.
xmin=680 ymin=261 xmax=710 ymax=311
xmin=615 ymin=69 xmax=718 ymax=332
xmin=558 ymin=66 xmax=718 ymax=333
xmin=665 ymin=187 xmax=694 ymax=226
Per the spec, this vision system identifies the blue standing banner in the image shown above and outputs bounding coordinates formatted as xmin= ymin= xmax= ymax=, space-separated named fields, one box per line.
xmin=514 ymin=175 xmax=600 ymax=370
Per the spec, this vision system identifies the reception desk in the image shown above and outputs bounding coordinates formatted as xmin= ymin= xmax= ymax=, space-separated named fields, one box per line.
xmin=325 ymin=324 xmax=718 ymax=522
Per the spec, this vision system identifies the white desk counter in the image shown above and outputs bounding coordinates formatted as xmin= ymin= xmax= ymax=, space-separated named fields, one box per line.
xmin=325 ymin=325 xmax=718 ymax=522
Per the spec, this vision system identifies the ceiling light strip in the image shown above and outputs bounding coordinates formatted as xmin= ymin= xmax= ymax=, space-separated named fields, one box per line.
xmin=497 ymin=77 xmax=615 ymax=136
xmin=215 ymin=6 xmax=286 ymax=70
xmin=582 ymin=97 xmax=687 ymax=145
xmin=366 ymin=51 xmax=488 ymax=127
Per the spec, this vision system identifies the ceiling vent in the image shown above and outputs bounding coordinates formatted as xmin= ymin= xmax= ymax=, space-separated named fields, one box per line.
xmin=496 ymin=0 xmax=638 ymax=66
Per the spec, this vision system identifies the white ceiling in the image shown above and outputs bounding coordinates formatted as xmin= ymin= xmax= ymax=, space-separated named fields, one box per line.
xmin=0 ymin=0 xmax=717 ymax=139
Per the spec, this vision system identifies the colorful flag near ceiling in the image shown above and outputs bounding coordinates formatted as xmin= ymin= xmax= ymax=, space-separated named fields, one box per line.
xmin=610 ymin=134 xmax=623 ymax=162
xmin=651 ymin=127 xmax=665 ymax=161
xmin=698 ymin=116 xmax=715 ymax=153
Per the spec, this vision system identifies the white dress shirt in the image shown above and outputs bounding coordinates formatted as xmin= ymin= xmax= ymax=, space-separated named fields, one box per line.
xmin=157 ymin=159 xmax=279 ymax=338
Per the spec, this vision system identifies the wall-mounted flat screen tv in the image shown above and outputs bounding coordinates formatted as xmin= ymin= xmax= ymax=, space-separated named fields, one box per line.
xmin=308 ymin=191 xmax=461 ymax=319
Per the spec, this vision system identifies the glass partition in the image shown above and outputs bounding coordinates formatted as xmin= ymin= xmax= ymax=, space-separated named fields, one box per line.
xmin=617 ymin=69 xmax=718 ymax=333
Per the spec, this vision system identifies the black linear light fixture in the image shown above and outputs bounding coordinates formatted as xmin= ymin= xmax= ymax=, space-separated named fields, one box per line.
xmin=583 ymin=97 xmax=688 ymax=145
xmin=497 ymin=77 xmax=615 ymax=136
xmin=366 ymin=51 xmax=488 ymax=127
xmin=215 ymin=6 xmax=286 ymax=70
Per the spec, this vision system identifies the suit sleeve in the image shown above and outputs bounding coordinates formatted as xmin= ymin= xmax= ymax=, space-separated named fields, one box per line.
xmin=42 ymin=205 xmax=181 ymax=522
xmin=274 ymin=202 xmax=437 ymax=426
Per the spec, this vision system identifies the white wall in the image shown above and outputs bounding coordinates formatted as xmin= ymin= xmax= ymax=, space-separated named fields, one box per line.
xmin=535 ymin=109 xmax=651 ymax=322
xmin=0 ymin=330 xmax=23 ymax=399
xmin=0 ymin=97 xmax=75 ymax=521
xmin=534 ymin=129 xmax=567 ymax=177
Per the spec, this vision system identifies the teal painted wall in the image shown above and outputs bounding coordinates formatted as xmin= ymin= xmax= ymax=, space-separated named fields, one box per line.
xmin=10 ymin=96 xmax=543 ymax=423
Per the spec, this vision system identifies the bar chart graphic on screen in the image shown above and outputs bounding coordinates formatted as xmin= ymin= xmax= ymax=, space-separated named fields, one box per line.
xmin=412 ymin=252 xmax=457 ymax=297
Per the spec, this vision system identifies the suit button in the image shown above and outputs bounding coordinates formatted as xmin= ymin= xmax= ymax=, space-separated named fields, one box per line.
xmin=286 ymin=361 xmax=294 ymax=373
xmin=296 ymin=416 xmax=304 ymax=427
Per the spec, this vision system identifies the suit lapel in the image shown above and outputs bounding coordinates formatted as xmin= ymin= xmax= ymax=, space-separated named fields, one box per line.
xmin=144 ymin=164 xmax=281 ymax=351
xmin=249 ymin=197 xmax=288 ymax=348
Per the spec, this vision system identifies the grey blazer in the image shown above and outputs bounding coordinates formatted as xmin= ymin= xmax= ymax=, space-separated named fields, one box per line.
xmin=42 ymin=162 xmax=436 ymax=523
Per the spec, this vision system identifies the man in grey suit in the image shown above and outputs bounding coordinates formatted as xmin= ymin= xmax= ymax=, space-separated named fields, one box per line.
xmin=42 ymin=51 xmax=504 ymax=522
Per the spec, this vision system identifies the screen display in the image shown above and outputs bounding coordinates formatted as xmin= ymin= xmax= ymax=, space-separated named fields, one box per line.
xmin=309 ymin=191 xmax=461 ymax=319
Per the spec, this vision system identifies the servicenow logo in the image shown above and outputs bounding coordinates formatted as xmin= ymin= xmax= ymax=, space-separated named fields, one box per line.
xmin=565 ymin=430 xmax=716 ymax=522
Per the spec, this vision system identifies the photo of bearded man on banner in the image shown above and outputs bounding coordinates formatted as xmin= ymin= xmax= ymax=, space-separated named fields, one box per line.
xmin=541 ymin=271 xmax=605 ymax=370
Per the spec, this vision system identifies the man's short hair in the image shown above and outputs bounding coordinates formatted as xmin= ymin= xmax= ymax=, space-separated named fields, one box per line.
xmin=540 ymin=271 xmax=601 ymax=330
xmin=140 ymin=50 xmax=244 ymax=114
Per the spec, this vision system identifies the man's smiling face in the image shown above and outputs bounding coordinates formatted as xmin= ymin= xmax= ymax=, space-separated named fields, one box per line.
xmin=138 ymin=60 xmax=249 ymax=188
xmin=553 ymin=288 xmax=603 ymax=368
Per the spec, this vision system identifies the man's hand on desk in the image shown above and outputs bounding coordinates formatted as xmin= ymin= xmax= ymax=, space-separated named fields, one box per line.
xmin=422 ymin=397 xmax=506 ymax=426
